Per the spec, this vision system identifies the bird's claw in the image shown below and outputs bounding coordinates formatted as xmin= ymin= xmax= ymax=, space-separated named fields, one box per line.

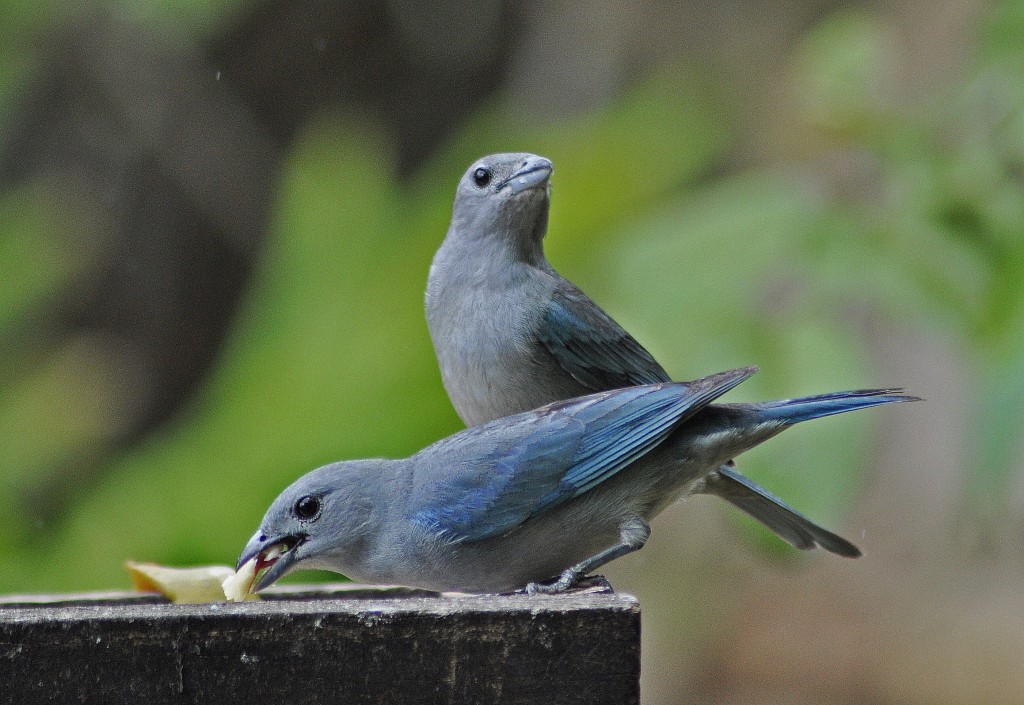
xmin=522 ymin=571 xmax=614 ymax=595
xmin=525 ymin=571 xmax=575 ymax=595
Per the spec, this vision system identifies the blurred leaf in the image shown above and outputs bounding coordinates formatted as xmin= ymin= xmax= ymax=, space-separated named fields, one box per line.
xmin=790 ymin=10 xmax=896 ymax=140
xmin=0 ymin=185 xmax=111 ymax=494
xmin=974 ymin=347 xmax=1024 ymax=510
xmin=0 ymin=187 xmax=87 ymax=329
xmin=981 ymin=0 xmax=1024 ymax=67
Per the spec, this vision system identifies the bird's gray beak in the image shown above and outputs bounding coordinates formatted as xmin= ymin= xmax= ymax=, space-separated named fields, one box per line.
xmin=498 ymin=157 xmax=553 ymax=194
xmin=236 ymin=529 xmax=306 ymax=592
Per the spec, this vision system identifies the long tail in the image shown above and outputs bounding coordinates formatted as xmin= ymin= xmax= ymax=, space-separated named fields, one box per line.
xmin=704 ymin=464 xmax=861 ymax=557
xmin=755 ymin=388 xmax=920 ymax=425
xmin=700 ymin=387 xmax=920 ymax=557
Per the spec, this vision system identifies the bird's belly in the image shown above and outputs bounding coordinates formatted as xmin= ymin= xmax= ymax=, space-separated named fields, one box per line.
xmin=416 ymin=529 xmax=620 ymax=593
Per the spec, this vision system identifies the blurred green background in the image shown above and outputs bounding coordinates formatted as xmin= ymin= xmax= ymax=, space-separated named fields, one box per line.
xmin=1 ymin=0 xmax=1022 ymax=703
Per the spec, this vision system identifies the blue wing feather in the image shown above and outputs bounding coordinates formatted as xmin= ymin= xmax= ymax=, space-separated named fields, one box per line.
xmin=414 ymin=367 xmax=756 ymax=543
xmin=412 ymin=412 xmax=581 ymax=542
xmin=537 ymin=285 xmax=670 ymax=389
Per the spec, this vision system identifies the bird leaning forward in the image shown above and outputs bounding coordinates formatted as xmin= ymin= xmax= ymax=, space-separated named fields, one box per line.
xmin=235 ymin=367 xmax=918 ymax=596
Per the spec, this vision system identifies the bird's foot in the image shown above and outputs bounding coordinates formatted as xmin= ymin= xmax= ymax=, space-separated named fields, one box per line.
xmin=523 ymin=571 xmax=614 ymax=595
xmin=525 ymin=570 xmax=575 ymax=595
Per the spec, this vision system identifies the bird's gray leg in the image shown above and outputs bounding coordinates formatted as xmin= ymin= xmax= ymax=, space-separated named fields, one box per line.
xmin=526 ymin=517 xmax=651 ymax=595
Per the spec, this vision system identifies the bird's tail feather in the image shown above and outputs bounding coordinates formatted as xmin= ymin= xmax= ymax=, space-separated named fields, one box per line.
xmin=699 ymin=386 xmax=919 ymax=557
xmin=704 ymin=464 xmax=861 ymax=557
xmin=756 ymin=388 xmax=920 ymax=425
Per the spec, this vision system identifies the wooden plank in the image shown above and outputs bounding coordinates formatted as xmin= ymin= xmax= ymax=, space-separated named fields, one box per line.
xmin=0 ymin=584 xmax=640 ymax=705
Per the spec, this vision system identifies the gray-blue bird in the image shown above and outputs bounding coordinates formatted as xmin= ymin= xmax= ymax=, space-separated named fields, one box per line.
xmin=426 ymin=152 xmax=874 ymax=558
xmin=237 ymin=368 xmax=916 ymax=594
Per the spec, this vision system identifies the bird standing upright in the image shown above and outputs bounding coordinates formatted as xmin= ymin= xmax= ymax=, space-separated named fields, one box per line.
xmin=427 ymin=153 xmax=668 ymax=428
xmin=426 ymin=153 xmax=879 ymax=557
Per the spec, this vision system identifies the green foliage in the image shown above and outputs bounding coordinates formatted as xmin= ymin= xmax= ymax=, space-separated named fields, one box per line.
xmin=0 ymin=183 xmax=113 ymax=486
xmin=792 ymin=5 xmax=1024 ymax=512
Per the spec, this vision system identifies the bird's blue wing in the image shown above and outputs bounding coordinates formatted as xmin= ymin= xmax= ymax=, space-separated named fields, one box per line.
xmin=414 ymin=367 xmax=755 ymax=543
xmin=537 ymin=284 xmax=671 ymax=389
xmin=411 ymin=411 xmax=583 ymax=544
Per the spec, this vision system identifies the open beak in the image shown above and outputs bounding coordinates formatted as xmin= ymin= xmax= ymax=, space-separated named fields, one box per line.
xmin=236 ymin=530 xmax=306 ymax=593
xmin=497 ymin=156 xmax=553 ymax=194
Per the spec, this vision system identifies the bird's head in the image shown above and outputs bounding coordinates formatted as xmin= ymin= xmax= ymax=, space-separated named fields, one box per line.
xmin=235 ymin=461 xmax=379 ymax=593
xmin=449 ymin=153 xmax=553 ymax=255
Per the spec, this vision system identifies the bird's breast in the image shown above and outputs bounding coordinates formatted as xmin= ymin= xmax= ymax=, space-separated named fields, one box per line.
xmin=427 ymin=257 xmax=566 ymax=425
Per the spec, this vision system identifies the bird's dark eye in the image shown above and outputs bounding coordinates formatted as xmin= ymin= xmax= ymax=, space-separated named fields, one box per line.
xmin=472 ymin=168 xmax=491 ymax=188
xmin=294 ymin=495 xmax=321 ymax=520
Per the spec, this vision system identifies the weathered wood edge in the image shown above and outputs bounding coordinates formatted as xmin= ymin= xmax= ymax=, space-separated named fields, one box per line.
xmin=0 ymin=583 xmax=640 ymax=623
xmin=1 ymin=583 xmax=641 ymax=705
xmin=0 ymin=583 xmax=433 ymax=609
